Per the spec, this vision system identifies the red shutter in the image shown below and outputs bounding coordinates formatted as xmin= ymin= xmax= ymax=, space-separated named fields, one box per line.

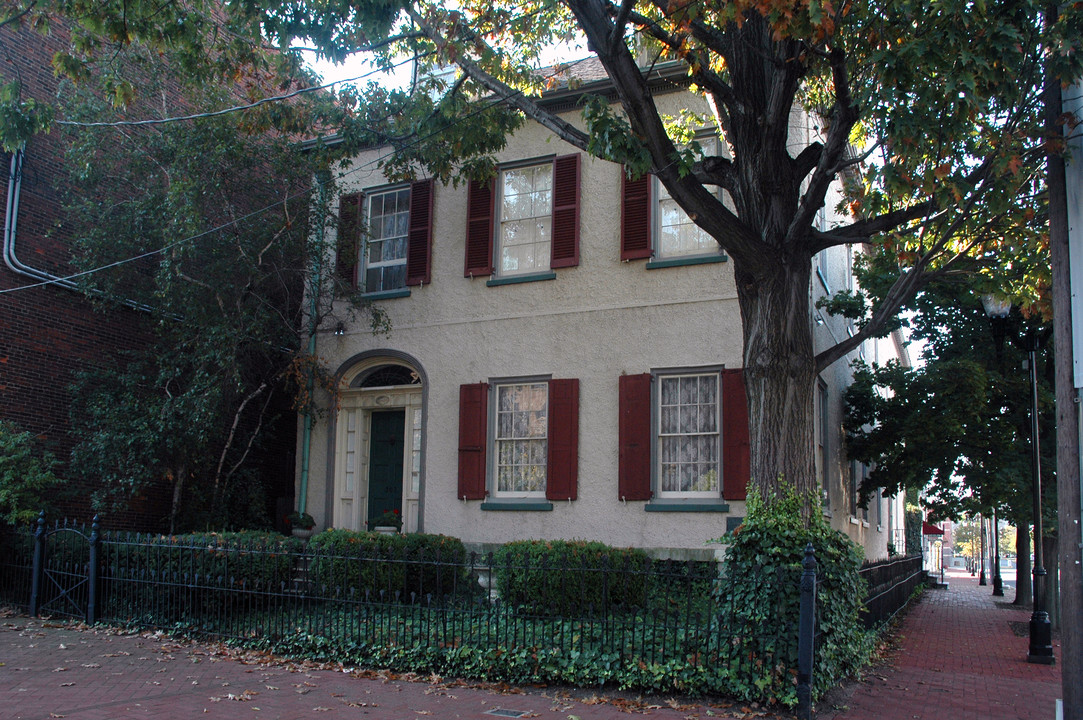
xmin=618 ymin=373 xmax=653 ymax=501
xmin=546 ymin=378 xmax=579 ymax=501
xmin=405 ymin=178 xmax=434 ymax=286
xmin=337 ymin=193 xmax=363 ymax=286
xmin=457 ymin=383 xmax=489 ymax=500
xmin=620 ymin=170 xmax=652 ymax=260
xmin=464 ymin=178 xmax=494 ymax=277
xmin=550 ymin=153 xmax=580 ymax=268
xmin=722 ymin=369 xmax=750 ymax=501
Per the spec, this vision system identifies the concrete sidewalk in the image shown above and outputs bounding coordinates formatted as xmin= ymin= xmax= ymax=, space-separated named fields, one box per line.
xmin=820 ymin=566 xmax=1062 ymax=720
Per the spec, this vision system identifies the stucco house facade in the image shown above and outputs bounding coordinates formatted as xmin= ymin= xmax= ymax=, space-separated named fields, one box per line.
xmin=296 ymin=62 xmax=908 ymax=560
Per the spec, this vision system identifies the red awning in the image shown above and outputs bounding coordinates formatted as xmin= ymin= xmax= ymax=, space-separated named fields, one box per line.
xmin=922 ymin=521 xmax=945 ymax=535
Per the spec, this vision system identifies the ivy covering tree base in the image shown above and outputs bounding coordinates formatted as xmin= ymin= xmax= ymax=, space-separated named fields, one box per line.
xmin=716 ymin=487 xmax=874 ymax=702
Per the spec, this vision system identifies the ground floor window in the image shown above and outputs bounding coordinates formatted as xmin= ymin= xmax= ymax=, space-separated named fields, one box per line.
xmin=658 ymin=373 xmax=720 ymax=497
xmin=494 ymin=381 xmax=549 ymax=496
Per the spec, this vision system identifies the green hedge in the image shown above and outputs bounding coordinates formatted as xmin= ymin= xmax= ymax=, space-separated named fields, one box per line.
xmin=493 ymin=539 xmax=652 ymax=616
xmin=307 ymin=529 xmax=468 ymax=601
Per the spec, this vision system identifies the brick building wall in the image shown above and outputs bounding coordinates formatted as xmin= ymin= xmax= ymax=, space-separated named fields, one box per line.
xmin=0 ymin=22 xmax=176 ymax=530
xmin=1 ymin=21 xmax=298 ymax=532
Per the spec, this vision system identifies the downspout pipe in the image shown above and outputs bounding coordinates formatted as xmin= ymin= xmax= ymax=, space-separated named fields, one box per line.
xmin=4 ymin=149 xmax=78 ymax=289
xmin=6 ymin=148 xmax=152 ymax=316
xmin=296 ymin=171 xmax=331 ymax=516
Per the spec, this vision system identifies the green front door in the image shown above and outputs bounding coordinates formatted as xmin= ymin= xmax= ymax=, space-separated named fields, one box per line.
xmin=367 ymin=410 xmax=405 ymax=528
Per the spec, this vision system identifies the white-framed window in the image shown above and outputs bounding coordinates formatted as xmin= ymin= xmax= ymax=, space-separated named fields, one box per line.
xmin=657 ymin=372 xmax=720 ymax=497
xmin=363 ymin=186 xmax=411 ymax=292
xmin=497 ymin=162 xmax=553 ymax=276
xmin=653 ymin=137 xmax=721 ymax=260
xmin=817 ymin=378 xmax=829 ymax=506
xmin=492 ymin=381 xmax=549 ymax=497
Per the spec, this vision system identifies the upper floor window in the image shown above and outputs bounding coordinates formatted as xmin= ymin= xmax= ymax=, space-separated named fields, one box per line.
xmin=498 ymin=164 xmax=553 ymax=276
xmin=655 ymin=178 xmax=719 ymax=259
xmin=464 ymin=154 xmax=581 ymax=278
xmin=336 ymin=179 xmax=434 ymax=292
xmin=621 ymin=136 xmax=725 ymax=263
xmin=364 ymin=187 xmax=411 ymax=292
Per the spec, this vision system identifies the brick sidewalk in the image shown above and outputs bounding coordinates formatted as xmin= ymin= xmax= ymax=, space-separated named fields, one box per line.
xmin=0 ymin=616 xmax=779 ymax=720
xmin=0 ymin=567 xmax=1062 ymax=720
xmin=820 ymin=566 xmax=1062 ymax=720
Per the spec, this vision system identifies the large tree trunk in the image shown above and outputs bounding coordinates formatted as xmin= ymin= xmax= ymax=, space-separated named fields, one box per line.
xmin=1044 ymin=534 xmax=1059 ymax=629
xmin=1014 ymin=523 xmax=1032 ymax=606
xmin=734 ymin=258 xmax=818 ymax=507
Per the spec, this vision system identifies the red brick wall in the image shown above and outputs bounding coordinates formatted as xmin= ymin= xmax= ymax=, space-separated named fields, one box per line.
xmin=0 ymin=21 xmax=302 ymax=533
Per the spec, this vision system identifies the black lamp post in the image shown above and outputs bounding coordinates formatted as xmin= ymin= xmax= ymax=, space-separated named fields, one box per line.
xmin=978 ymin=513 xmax=987 ymax=585
xmin=981 ymin=295 xmax=1053 ymax=663
xmin=992 ymin=508 xmax=1003 ymax=597
xmin=1023 ymin=329 xmax=1054 ymax=664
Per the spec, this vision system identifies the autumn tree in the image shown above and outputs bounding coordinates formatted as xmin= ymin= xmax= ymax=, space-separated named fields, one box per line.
xmin=3 ymin=1 xmax=1081 ymax=518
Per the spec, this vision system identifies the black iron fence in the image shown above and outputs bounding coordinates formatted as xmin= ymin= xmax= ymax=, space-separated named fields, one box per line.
xmin=0 ymin=516 xmax=923 ymax=716
xmin=858 ymin=554 xmax=924 ymax=628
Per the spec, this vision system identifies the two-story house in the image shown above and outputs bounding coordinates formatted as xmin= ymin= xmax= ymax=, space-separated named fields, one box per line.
xmin=297 ymin=59 xmax=908 ymax=560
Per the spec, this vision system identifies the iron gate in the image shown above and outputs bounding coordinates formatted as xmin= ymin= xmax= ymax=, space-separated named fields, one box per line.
xmin=28 ymin=514 xmax=101 ymax=622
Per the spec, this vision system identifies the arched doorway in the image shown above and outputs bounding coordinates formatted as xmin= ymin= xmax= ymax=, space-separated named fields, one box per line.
xmin=333 ymin=357 xmax=424 ymax=532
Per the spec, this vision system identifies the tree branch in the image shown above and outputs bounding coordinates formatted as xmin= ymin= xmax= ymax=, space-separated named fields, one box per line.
xmin=809 ymin=201 xmax=938 ymax=251
xmin=566 ymin=0 xmax=760 ymax=258
xmin=409 ymin=9 xmax=591 ymax=151
xmin=789 ymin=47 xmax=860 ymax=252
xmin=211 ymin=381 xmax=269 ymax=507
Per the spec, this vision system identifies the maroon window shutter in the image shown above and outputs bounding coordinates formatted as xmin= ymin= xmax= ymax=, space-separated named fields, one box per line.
xmin=722 ymin=369 xmax=750 ymax=501
xmin=337 ymin=193 xmax=363 ymax=286
xmin=457 ymin=383 xmax=489 ymax=500
xmin=546 ymin=378 xmax=579 ymax=501
xmin=550 ymin=153 xmax=581 ymax=268
xmin=618 ymin=373 xmax=653 ymax=501
xmin=464 ymin=178 xmax=494 ymax=277
xmin=405 ymin=178 xmax=434 ymax=286
xmin=620 ymin=170 xmax=652 ymax=261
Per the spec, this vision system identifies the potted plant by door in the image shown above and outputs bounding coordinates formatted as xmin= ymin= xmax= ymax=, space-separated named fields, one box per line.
xmin=287 ymin=511 xmax=316 ymax=539
xmin=370 ymin=509 xmax=402 ymax=534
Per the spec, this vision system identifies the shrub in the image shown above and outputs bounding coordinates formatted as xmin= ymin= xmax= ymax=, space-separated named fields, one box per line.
xmin=307 ymin=529 xmax=467 ymax=602
xmin=493 ymin=539 xmax=652 ymax=616
xmin=104 ymin=530 xmax=304 ymax=615
xmin=715 ymin=487 xmax=870 ymax=704
xmin=0 ymin=421 xmax=64 ymax=525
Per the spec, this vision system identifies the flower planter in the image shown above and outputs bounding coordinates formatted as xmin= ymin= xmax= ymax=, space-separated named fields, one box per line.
xmin=291 ymin=527 xmax=314 ymax=540
xmin=373 ymin=526 xmax=398 ymax=535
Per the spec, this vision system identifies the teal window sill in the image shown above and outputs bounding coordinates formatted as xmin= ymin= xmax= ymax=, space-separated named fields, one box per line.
xmin=360 ymin=288 xmax=411 ymax=300
xmin=646 ymin=254 xmax=727 ymax=270
xmin=480 ymin=501 xmax=554 ymax=511
xmin=644 ymin=502 xmax=730 ymax=513
xmin=486 ymin=271 xmax=557 ymax=287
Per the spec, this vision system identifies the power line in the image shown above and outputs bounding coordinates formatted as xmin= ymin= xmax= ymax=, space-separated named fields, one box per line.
xmin=0 ymin=57 xmax=593 ymax=296
xmin=54 ymin=55 xmax=421 ymax=128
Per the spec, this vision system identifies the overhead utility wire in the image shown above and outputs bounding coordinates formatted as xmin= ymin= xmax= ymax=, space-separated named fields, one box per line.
xmin=0 ymin=57 xmax=593 ymax=296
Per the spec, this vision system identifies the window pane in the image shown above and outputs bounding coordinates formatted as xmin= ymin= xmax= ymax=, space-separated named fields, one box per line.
xmin=364 ymin=187 xmax=410 ymax=292
xmin=495 ymin=382 xmax=548 ymax=495
xmin=499 ymin=164 xmax=552 ymax=276
xmin=657 ymin=373 xmax=720 ymax=497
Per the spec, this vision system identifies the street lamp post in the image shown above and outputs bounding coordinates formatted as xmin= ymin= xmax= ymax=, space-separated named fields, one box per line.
xmin=981 ymin=295 xmax=1053 ymax=662
xmin=1023 ymin=330 xmax=1054 ymax=664
xmin=979 ymin=514 xmax=987 ymax=585
xmin=992 ymin=508 xmax=1004 ymax=597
